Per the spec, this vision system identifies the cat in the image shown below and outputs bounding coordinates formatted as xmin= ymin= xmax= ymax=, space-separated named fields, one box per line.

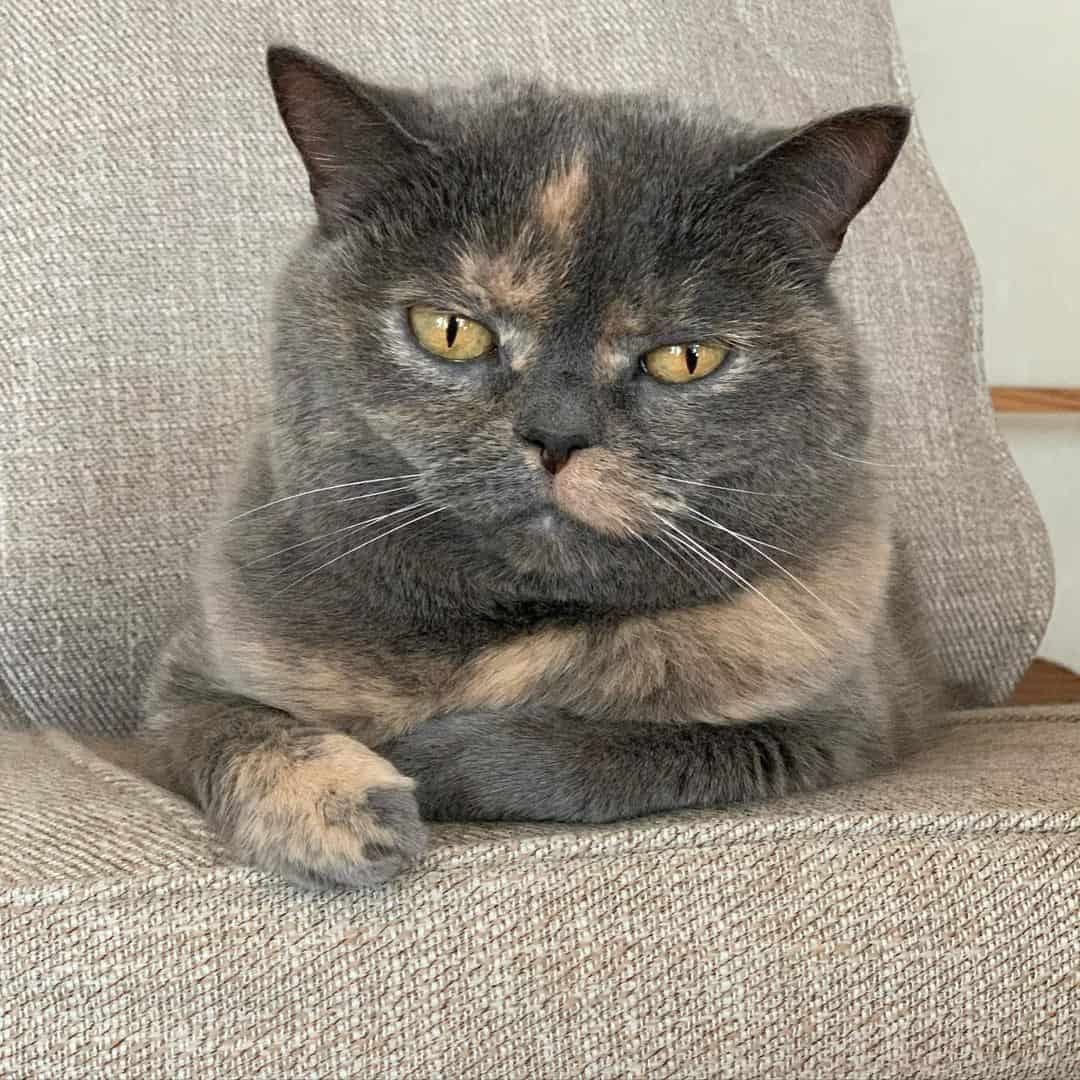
xmin=142 ymin=44 xmax=942 ymax=890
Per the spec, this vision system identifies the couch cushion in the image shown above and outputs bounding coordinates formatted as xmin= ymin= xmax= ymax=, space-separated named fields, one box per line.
xmin=1 ymin=706 xmax=1078 ymax=1076
xmin=0 ymin=0 xmax=1052 ymax=734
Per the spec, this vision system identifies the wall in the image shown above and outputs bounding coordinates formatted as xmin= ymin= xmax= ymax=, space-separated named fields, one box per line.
xmin=893 ymin=0 xmax=1080 ymax=670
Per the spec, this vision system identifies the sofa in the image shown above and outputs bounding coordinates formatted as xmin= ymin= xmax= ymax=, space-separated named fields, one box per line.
xmin=2 ymin=0 xmax=1076 ymax=1075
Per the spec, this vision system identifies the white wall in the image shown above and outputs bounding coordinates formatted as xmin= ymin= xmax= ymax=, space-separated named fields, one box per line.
xmin=893 ymin=0 xmax=1080 ymax=670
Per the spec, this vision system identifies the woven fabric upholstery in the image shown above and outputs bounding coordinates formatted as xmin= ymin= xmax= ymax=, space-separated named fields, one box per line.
xmin=2 ymin=706 xmax=1078 ymax=1077
xmin=0 ymin=0 xmax=1053 ymax=736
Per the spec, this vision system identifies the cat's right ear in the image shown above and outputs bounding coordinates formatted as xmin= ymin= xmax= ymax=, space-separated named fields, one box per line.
xmin=266 ymin=46 xmax=438 ymax=228
xmin=732 ymin=105 xmax=910 ymax=264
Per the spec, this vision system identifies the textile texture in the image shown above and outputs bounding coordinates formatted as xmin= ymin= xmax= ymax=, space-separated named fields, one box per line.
xmin=0 ymin=0 xmax=1053 ymax=737
xmin=1 ymin=706 xmax=1078 ymax=1077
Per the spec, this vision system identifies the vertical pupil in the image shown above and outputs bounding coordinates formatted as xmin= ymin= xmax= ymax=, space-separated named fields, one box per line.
xmin=685 ymin=345 xmax=698 ymax=374
xmin=445 ymin=315 xmax=460 ymax=348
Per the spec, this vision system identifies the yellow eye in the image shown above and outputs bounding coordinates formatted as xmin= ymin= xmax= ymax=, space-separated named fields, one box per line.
xmin=409 ymin=306 xmax=495 ymax=362
xmin=642 ymin=342 xmax=729 ymax=384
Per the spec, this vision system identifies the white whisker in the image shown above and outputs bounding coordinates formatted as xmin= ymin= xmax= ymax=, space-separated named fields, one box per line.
xmin=298 ymin=485 xmax=414 ymax=512
xmin=225 ymin=475 xmax=423 ymax=523
xmin=721 ymin=527 xmax=796 ymax=557
xmin=626 ymin=528 xmax=700 ymax=589
xmin=657 ymin=515 xmax=826 ymax=654
xmin=683 ymin=506 xmax=843 ymax=622
xmin=243 ymin=502 xmax=426 ymax=568
xmin=660 ymin=517 xmax=753 ymax=593
xmin=656 ymin=475 xmax=782 ymax=497
xmin=273 ymin=506 xmax=447 ymax=597
xmin=652 ymin=530 xmax=722 ymax=590
xmin=826 ymin=450 xmax=908 ymax=469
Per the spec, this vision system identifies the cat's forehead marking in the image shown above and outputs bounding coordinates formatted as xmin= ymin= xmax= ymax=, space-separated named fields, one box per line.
xmin=457 ymin=249 xmax=552 ymax=319
xmin=534 ymin=153 xmax=589 ymax=241
xmin=452 ymin=156 xmax=590 ymax=329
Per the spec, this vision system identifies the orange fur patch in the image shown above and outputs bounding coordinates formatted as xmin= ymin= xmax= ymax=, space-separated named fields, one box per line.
xmin=442 ymin=503 xmax=892 ymax=721
xmin=451 ymin=625 xmax=583 ymax=710
xmin=535 ymin=154 xmax=589 ymax=240
xmin=458 ymin=250 xmax=552 ymax=317
xmin=229 ymin=733 xmax=412 ymax=867
xmin=201 ymin=587 xmax=439 ymax=742
xmin=551 ymin=447 xmax=655 ymax=537
xmin=601 ymin=298 xmax=650 ymax=339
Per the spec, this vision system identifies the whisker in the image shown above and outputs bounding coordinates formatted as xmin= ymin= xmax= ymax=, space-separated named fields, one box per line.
xmin=825 ymin=450 xmax=909 ymax=469
xmin=652 ymin=530 xmax=723 ymax=591
xmin=683 ymin=506 xmax=843 ymax=622
xmin=225 ymin=475 xmax=423 ymax=523
xmin=656 ymin=475 xmax=782 ymax=497
xmin=657 ymin=515 xmax=826 ymax=655
xmin=296 ymin=485 xmax=414 ymax=512
xmin=273 ymin=506 xmax=447 ymax=597
xmin=660 ymin=518 xmax=752 ymax=593
xmin=626 ymin=528 xmax=700 ymax=589
xmin=656 ymin=477 xmax=801 ymax=545
xmin=242 ymin=502 xmax=426 ymax=568
xmin=714 ymin=500 xmax=803 ymax=547
xmin=719 ymin=526 xmax=796 ymax=557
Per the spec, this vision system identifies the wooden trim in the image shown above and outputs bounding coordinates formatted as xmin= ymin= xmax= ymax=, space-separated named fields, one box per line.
xmin=1008 ymin=658 xmax=1080 ymax=706
xmin=990 ymin=387 xmax=1080 ymax=412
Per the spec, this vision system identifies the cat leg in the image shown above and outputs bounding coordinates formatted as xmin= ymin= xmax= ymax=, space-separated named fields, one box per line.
xmin=144 ymin=682 xmax=426 ymax=889
xmin=381 ymin=702 xmax=897 ymax=824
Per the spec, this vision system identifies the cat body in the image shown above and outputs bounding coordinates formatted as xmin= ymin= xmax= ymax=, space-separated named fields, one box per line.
xmin=144 ymin=47 xmax=940 ymax=889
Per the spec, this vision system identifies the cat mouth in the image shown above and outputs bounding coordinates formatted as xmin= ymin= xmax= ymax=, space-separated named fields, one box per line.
xmin=516 ymin=444 xmax=646 ymax=539
xmin=549 ymin=462 xmax=643 ymax=539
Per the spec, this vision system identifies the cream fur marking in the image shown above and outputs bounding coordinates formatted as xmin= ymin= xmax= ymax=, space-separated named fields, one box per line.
xmin=535 ymin=154 xmax=589 ymax=240
xmin=202 ymin=499 xmax=889 ymax=732
xmin=457 ymin=250 xmax=552 ymax=318
xmin=551 ymin=447 xmax=655 ymax=537
xmin=229 ymin=733 xmax=412 ymax=869
xmin=447 ymin=509 xmax=892 ymax=722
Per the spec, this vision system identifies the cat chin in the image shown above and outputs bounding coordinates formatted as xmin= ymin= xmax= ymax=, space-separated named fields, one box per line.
xmin=480 ymin=505 xmax=619 ymax=578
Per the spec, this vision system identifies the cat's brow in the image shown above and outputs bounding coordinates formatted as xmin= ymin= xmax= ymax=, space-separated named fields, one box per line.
xmin=600 ymin=299 xmax=652 ymax=339
xmin=457 ymin=250 xmax=552 ymax=318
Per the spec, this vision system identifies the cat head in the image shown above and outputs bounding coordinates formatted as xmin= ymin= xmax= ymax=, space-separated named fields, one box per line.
xmin=264 ymin=46 xmax=908 ymax=591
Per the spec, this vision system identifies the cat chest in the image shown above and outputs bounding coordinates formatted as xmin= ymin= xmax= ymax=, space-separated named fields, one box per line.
xmin=216 ymin=513 xmax=886 ymax=734
xmin=219 ymin=586 xmax=854 ymax=737
xmin=447 ymin=609 xmax=816 ymax=724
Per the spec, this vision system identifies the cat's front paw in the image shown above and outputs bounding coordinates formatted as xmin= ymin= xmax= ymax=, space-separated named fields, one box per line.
xmin=216 ymin=731 xmax=427 ymax=889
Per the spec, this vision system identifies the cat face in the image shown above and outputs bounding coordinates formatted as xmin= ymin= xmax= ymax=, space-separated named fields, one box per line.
xmin=266 ymin=47 xmax=907 ymax=584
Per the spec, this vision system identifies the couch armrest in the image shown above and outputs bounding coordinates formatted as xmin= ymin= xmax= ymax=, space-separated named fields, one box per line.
xmin=2 ymin=710 xmax=1078 ymax=1076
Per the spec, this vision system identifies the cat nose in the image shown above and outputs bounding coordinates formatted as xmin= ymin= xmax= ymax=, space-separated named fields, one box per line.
xmin=516 ymin=426 xmax=591 ymax=475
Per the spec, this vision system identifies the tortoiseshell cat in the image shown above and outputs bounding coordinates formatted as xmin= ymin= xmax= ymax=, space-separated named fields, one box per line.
xmin=144 ymin=45 xmax=941 ymax=889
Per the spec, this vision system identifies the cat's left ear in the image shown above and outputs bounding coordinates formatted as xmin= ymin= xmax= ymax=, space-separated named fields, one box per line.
xmin=734 ymin=105 xmax=911 ymax=260
xmin=266 ymin=45 xmax=439 ymax=228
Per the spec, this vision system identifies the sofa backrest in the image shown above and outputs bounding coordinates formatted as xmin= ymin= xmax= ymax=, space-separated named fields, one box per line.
xmin=0 ymin=0 xmax=1052 ymax=734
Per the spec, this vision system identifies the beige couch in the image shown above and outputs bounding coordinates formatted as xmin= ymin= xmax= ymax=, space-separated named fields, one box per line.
xmin=2 ymin=0 xmax=1076 ymax=1075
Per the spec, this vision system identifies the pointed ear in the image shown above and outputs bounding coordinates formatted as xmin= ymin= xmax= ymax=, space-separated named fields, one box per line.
xmin=735 ymin=105 xmax=911 ymax=260
xmin=266 ymin=45 xmax=438 ymax=227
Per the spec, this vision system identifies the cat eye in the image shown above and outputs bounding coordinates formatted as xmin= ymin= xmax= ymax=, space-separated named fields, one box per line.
xmin=409 ymin=305 xmax=495 ymax=362
xmin=642 ymin=342 xmax=730 ymax=384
